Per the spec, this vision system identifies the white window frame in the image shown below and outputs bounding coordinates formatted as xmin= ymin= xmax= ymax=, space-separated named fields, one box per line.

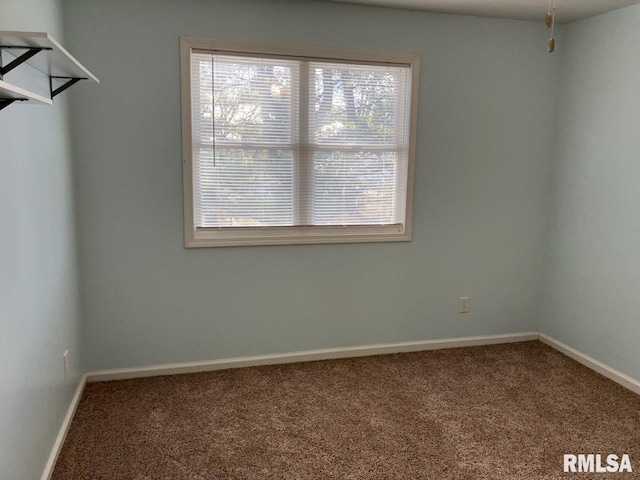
xmin=180 ymin=37 xmax=419 ymax=248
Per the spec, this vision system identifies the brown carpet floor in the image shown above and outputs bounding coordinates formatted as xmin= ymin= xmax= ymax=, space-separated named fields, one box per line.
xmin=52 ymin=341 xmax=640 ymax=479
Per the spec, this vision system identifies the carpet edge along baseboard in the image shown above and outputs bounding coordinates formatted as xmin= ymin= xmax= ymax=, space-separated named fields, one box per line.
xmin=86 ymin=332 xmax=539 ymax=382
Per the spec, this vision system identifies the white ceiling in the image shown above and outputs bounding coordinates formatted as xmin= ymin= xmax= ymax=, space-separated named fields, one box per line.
xmin=317 ymin=0 xmax=640 ymax=23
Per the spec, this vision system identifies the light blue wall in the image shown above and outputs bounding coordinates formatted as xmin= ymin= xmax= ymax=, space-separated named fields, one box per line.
xmin=541 ymin=4 xmax=640 ymax=381
xmin=0 ymin=1 xmax=83 ymax=479
xmin=64 ymin=0 xmax=559 ymax=371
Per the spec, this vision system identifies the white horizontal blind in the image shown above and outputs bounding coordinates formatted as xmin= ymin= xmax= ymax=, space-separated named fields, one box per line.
xmin=191 ymin=52 xmax=410 ymax=229
xmin=309 ymin=62 xmax=409 ymax=226
xmin=192 ymin=53 xmax=298 ymax=227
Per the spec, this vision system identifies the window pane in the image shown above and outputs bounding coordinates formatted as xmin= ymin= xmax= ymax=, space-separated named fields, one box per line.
xmin=195 ymin=148 xmax=293 ymax=227
xmin=312 ymin=150 xmax=400 ymax=225
xmin=192 ymin=53 xmax=298 ymax=147
xmin=310 ymin=63 xmax=407 ymax=148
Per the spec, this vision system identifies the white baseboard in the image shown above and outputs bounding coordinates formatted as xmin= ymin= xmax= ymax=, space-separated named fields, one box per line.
xmin=41 ymin=374 xmax=87 ymax=480
xmin=539 ymin=333 xmax=640 ymax=396
xmin=86 ymin=332 xmax=539 ymax=382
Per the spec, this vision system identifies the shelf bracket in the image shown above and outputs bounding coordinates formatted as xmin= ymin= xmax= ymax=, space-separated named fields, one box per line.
xmin=0 ymin=98 xmax=27 ymax=111
xmin=0 ymin=47 xmax=51 ymax=77
xmin=50 ymin=76 xmax=86 ymax=98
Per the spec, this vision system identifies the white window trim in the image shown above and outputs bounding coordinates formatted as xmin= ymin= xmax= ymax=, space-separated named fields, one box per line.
xmin=180 ymin=37 xmax=420 ymax=248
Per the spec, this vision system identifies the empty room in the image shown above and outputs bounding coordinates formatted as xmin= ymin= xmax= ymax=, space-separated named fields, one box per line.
xmin=1 ymin=0 xmax=639 ymax=478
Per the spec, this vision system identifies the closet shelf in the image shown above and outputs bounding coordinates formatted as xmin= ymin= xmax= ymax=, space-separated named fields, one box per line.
xmin=0 ymin=31 xmax=99 ymax=111
xmin=0 ymin=80 xmax=53 ymax=105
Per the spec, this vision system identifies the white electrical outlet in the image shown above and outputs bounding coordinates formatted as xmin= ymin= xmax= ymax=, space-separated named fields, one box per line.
xmin=459 ymin=297 xmax=470 ymax=313
xmin=63 ymin=350 xmax=69 ymax=379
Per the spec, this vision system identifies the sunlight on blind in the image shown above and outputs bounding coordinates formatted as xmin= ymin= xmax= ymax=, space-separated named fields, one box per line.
xmin=192 ymin=53 xmax=297 ymax=227
xmin=191 ymin=52 xmax=410 ymax=229
xmin=309 ymin=62 xmax=408 ymax=226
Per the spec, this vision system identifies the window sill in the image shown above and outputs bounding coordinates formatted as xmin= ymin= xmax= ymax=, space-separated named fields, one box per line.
xmin=185 ymin=224 xmax=411 ymax=248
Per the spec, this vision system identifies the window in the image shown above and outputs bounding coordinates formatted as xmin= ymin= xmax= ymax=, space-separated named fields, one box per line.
xmin=181 ymin=38 xmax=419 ymax=247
